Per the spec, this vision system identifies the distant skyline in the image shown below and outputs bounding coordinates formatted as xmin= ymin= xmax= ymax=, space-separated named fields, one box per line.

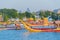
xmin=0 ymin=0 xmax=60 ymax=12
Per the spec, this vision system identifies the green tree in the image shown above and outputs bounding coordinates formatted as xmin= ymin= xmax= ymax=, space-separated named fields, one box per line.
xmin=39 ymin=11 xmax=51 ymax=18
xmin=3 ymin=14 xmax=9 ymax=22
xmin=44 ymin=11 xmax=51 ymax=17
xmin=25 ymin=11 xmax=31 ymax=18
xmin=18 ymin=13 xmax=25 ymax=19
xmin=39 ymin=11 xmax=44 ymax=19
xmin=50 ymin=12 xmax=58 ymax=20
xmin=0 ymin=8 xmax=18 ymax=18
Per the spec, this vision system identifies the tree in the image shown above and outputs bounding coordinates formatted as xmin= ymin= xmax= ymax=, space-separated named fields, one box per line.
xmin=18 ymin=13 xmax=25 ymax=19
xmin=39 ymin=10 xmax=51 ymax=18
xmin=44 ymin=11 xmax=51 ymax=17
xmin=3 ymin=14 xmax=9 ymax=22
xmin=25 ymin=11 xmax=31 ymax=18
xmin=39 ymin=11 xmax=44 ymax=19
xmin=39 ymin=10 xmax=59 ymax=21
xmin=50 ymin=12 xmax=58 ymax=20
xmin=0 ymin=8 xmax=18 ymax=18
xmin=31 ymin=14 xmax=35 ymax=21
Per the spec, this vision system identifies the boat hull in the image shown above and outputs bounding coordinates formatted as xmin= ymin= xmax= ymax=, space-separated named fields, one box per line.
xmin=33 ymin=28 xmax=60 ymax=32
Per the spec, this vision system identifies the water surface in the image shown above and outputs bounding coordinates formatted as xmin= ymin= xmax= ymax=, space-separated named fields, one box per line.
xmin=0 ymin=30 xmax=60 ymax=40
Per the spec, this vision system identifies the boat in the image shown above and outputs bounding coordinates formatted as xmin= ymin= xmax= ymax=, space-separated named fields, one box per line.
xmin=20 ymin=19 xmax=60 ymax=32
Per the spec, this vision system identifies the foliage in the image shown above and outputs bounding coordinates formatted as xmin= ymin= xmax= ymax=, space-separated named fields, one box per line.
xmin=0 ymin=8 xmax=18 ymax=18
xmin=0 ymin=8 xmax=18 ymax=21
xmin=3 ymin=14 xmax=9 ymax=22
xmin=0 ymin=8 xmax=59 ymax=21
xmin=25 ymin=11 xmax=31 ymax=18
xmin=39 ymin=10 xmax=59 ymax=20
xmin=18 ymin=13 xmax=25 ymax=19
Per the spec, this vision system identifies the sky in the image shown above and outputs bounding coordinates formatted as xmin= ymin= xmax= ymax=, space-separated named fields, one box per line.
xmin=0 ymin=0 xmax=60 ymax=12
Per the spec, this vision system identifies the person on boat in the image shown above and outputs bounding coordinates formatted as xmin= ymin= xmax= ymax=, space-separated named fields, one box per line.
xmin=15 ymin=23 xmax=21 ymax=30
xmin=40 ymin=20 xmax=44 ymax=26
xmin=53 ymin=21 xmax=57 ymax=28
xmin=55 ymin=20 xmax=60 ymax=28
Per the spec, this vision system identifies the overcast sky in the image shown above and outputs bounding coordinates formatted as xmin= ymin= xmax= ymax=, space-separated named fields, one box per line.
xmin=0 ymin=0 xmax=60 ymax=12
